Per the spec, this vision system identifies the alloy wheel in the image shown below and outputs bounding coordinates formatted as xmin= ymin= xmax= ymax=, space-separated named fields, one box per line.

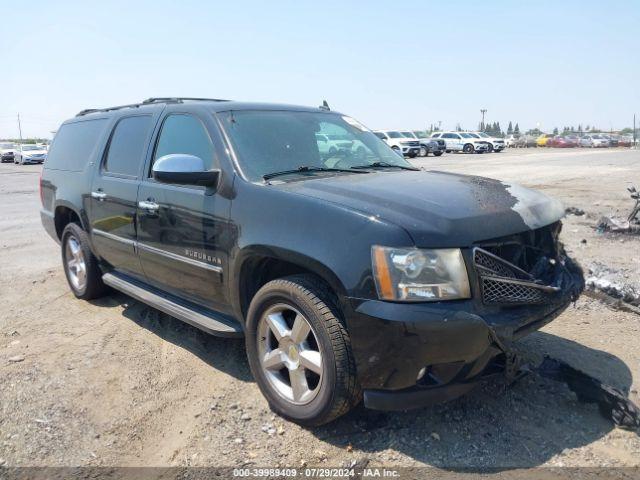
xmin=65 ymin=235 xmax=87 ymax=291
xmin=257 ymin=304 xmax=323 ymax=405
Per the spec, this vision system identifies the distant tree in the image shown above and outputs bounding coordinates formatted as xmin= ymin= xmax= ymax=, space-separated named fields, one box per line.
xmin=507 ymin=121 xmax=513 ymax=135
xmin=455 ymin=123 xmax=462 ymax=132
xmin=514 ymin=123 xmax=520 ymax=135
xmin=553 ymin=127 xmax=558 ymax=135
xmin=586 ymin=125 xmax=590 ymax=131
xmin=577 ymin=124 xmax=583 ymax=134
xmin=620 ymin=127 xmax=633 ymax=135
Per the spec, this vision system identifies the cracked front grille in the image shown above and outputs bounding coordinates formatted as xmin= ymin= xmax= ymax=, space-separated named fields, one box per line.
xmin=474 ymin=249 xmax=531 ymax=280
xmin=473 ymin=247 xmax=558 ymax=305
xmin=481 ymin=278 xmax=546 ymax=304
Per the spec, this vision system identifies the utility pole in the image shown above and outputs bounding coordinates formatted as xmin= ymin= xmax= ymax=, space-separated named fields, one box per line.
xmin=480 ymin=109 xmax=487 ymax=130
xmin=17 ymin=114 xmax=23 ymax=144
xmin=634 ymin=114 xmax=637 ymax=148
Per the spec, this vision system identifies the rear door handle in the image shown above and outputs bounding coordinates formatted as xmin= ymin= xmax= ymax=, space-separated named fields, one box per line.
xmin=138 ymin=200 xmax=159 ymax=212
xmin=91 ymin=191 xmax=107 ymax=201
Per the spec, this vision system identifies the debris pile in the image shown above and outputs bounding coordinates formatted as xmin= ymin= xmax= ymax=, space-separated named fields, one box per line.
xmin=585 ymin=262 xmax=640 ymax=307
xmin=565 ymin=206 xmax=585 ymax=216
xmin=533 ymin=357 xmax=640 ymax=431
xmin=597 ymin=185 xmax=640 ymax=234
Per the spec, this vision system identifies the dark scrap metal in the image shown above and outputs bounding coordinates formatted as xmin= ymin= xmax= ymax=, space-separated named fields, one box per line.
xmin=515 ymin=356 xmax=640 ymax=431
xmin=596 ymin=185 xmax=640 ymax=233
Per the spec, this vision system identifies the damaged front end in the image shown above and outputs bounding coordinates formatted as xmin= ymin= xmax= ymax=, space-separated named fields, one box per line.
xmin=357 ymin=221 xmax=587 ymax=411
xmin=475 ymin=221 xmax=584 ymax=307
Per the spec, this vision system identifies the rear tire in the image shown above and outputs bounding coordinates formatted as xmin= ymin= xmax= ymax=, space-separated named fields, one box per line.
xmin=61 ymin=223 xmax=108 ymax=300
xmin=463 ymin=143 xmax=475 ymax=154
xmin=245 ymin=274 xmax=361 ymax=426
xmin=433 ymin=151 xmax=443 ymax=156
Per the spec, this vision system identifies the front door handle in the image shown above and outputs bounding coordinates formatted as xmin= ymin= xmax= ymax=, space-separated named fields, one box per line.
xmin=138 ymin=200 xmax=159 ymax=212
xmin=91 ymin=191 xmax=107 ymax=201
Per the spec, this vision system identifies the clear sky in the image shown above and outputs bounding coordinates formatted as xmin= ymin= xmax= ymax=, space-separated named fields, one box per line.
xmin=1 ymin=0 xmax=638 ymax=139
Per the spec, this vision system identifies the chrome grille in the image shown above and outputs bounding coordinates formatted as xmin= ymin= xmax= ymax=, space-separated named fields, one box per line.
xmin=481 ymin=278 xmax=546 ymax=304
xmin=473 ymin=247 xmax=559 ymax=305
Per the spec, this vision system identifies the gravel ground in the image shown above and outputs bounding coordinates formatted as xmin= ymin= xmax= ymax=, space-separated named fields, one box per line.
xmin=0 ymin=148 xmax=639 ymax=471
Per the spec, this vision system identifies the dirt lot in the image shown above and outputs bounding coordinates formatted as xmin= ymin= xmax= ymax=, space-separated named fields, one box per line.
xmin=1 ymin=148 xmax=639 ymax=471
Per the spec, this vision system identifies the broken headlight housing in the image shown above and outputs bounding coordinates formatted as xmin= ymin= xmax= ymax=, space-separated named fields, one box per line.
xmin=372 ymin=246 xmax=471 ymax=302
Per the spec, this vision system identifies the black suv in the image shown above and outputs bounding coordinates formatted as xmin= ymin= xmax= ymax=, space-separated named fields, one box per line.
xmin=40 ymin=98 xmax=584 ymax=426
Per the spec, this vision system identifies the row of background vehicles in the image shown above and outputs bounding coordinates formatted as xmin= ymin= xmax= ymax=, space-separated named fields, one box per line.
xmin=0 ymin=142 xmax=48 ymax=164
xmin=373 ymin=130 xmax=506 ymax=157
xmin=505 ymin=132 xmax=635 ymax=148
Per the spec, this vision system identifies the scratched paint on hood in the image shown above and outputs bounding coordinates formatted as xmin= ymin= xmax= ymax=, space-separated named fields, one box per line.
xmin=505 ymin=182 xmax=565 ymax=230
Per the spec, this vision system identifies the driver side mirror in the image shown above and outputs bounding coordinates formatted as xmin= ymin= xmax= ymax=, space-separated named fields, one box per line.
xmin=152 ymin=154 xmax=220 ymax=187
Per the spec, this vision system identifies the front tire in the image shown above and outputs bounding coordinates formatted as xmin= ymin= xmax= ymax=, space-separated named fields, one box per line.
xmin=245 ymin=275 xmax=361 ymax=426
xmin=433 ymin=151 xmax=443 ymax=156
xmin=61 ymin=223 xmax=108 ymax=300
xmin=419 ymin=146 xmax=428 ymax=157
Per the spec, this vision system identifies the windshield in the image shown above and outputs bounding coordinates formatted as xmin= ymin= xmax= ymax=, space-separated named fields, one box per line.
xmin=400 ymin=131 xmax=415 ymax=138
xmin=460 ymin=133 xmax=474 ymax=138
xmin=0 ymin=143 xmax=16 ymax=149
xmin=592 ymin=135 xmax=604 ymax=139
xmin=20 ymin=145 xmax=40 ymax=151
xmin=218 ymin=110 xmax=414 ymax=182
xmin=467 ymin=133 xmax=480 ymax=138
xmin=477 ymin=132 xmax=489 ymax=138
xmin=387 ymin=131 xmax=403 ymax=138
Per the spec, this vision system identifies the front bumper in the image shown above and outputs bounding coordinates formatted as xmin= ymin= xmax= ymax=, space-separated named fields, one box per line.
xmin=401 ymin=146 xmax=420 ymax=156
xmin=474 ymin=144 xmax=489 ymax=152
xmin=344 ymin=249 xmax=584 ymax=410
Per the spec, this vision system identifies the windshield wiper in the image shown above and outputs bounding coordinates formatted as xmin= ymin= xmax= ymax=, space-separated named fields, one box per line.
xmin=263 ymin=165 xmax=369 ymax=181
xmin=350 ymin=161 xmax=420 ymax=171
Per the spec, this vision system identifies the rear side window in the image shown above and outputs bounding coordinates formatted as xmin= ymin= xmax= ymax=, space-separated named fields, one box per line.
xmin=153 ymin=114 xmax=214 ymax=169
xmin=103 ymin=115 xmax=153 ymax=177
xmin=45 ymin=119 xmax=107 ymax=171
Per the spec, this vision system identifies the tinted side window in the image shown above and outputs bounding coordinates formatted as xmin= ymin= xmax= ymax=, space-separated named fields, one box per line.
xmin=45 ymin=119 xmax=108 ymax=171
xmin=154 ymin=114 xmax=214 ymax=169
xmin=103 ymin=115 xmax=153 ymax=177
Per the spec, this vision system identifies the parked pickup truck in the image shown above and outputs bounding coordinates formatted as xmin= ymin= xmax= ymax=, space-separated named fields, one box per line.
xmin=40 ymin=98 xmax=584 ymax=426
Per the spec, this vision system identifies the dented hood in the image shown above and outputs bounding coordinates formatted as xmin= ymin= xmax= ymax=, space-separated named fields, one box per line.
xmin=278 ymin=170 xmax=565 ymax=247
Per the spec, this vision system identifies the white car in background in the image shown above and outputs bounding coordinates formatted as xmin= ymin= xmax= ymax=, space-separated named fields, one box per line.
xmin=0 ymin=142 xmax=18 ymax=163
xmin=504 ymin=134 xmax=519 ymax=147
xmin=431 ymin=131 xmax=490 ymax=153
xmin=579 ymin=134 xmax=609 ymax=148
xmin=373 ymin=130 xmax=420 ymax=157
xmin=466 ymin=132 xmax=506 ymax=152
xmin=14 ymin=144 xmax=48 ymax=164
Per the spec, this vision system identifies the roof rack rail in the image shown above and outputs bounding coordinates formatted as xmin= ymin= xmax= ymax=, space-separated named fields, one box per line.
xmin=76 ymin=102 xmax=143 ymax=117
xmin=142 ymin=97 xmax=229 ymax=104
xmin=76 ymin=97 xmax=230 ymax=117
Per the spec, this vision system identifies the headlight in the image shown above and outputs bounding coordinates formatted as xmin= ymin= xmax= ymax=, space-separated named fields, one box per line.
xmin=371 ymin=246 xmax=471 ymax=302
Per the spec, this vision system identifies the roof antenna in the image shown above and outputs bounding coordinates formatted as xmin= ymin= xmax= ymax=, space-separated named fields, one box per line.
xmin=319 ymin=100 xmax=330 ymax=111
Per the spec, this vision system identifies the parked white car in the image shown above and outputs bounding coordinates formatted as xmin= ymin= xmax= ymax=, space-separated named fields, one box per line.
xmin=373 ymin=130 xmax=420 ymax=157
xmin=431 ymin=131 xmax=490 ymax=153
xmin=579 ymin=134 xmax=609 ymax=148
xmin=504 ymin=135 xmax=519 ymax=147
xmin=466 ymin=132 xmax=506 ymax=152
xmin=0 ymin=142 xmax=18 ymax=163
xmin=14 ymin=144 xmax=47 ymax=164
